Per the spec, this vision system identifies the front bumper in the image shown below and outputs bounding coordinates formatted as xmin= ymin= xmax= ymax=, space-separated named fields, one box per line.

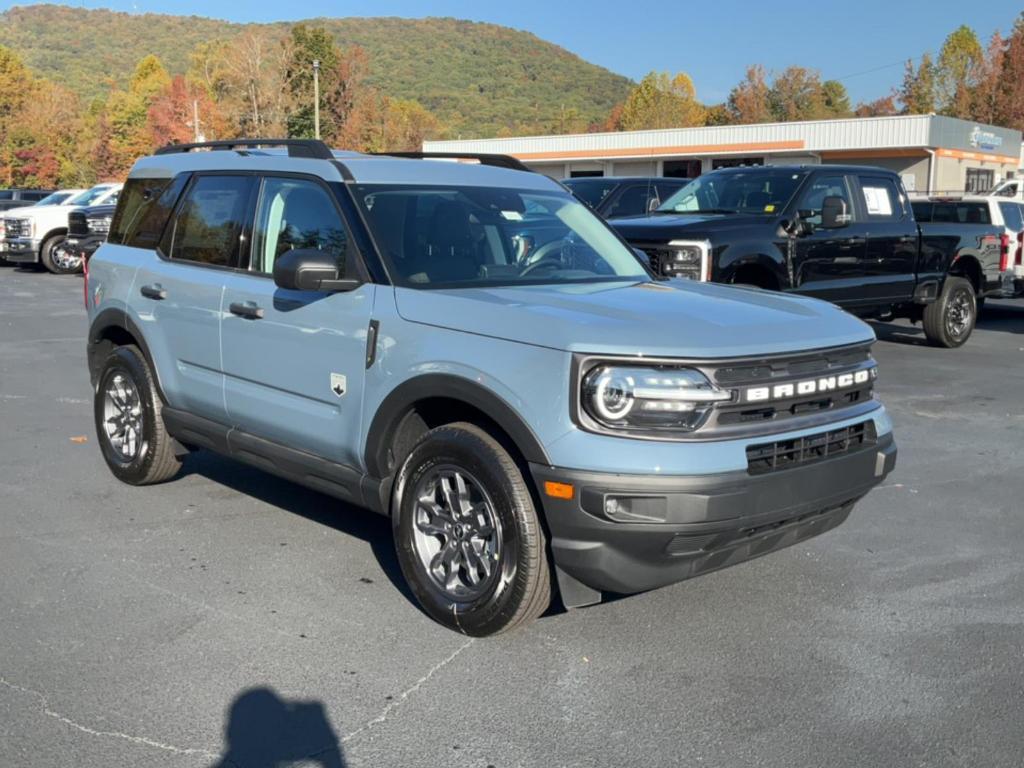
xmin=531 ymin=431 xmax=896 ymax=601
xmin=3 ymin=237 xmax=40 ymax=263
xmin=63 ymin=235 xmax=104 ymax=262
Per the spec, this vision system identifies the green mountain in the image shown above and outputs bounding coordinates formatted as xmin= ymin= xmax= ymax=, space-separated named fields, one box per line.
xmin=0 ymin=4 xmax=633 ymax=137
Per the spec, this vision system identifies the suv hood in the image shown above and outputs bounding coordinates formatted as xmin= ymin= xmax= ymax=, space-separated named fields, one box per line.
xmin=394 ymin=280 xmax=873 ymax=358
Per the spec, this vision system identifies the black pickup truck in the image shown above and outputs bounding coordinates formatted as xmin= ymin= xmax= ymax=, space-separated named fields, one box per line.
xmin=611 ymin=165 xmax=1002 ymax=347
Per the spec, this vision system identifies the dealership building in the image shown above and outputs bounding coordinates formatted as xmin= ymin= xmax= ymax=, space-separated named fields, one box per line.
xmin=424 ymin=115 xmax=1022 ymax=195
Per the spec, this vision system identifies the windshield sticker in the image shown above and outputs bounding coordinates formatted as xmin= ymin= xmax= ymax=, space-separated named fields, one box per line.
xmin=764 ymin=204 xmax=775 ymax=212
xmin=862 ymin=186 xmax=893 ymax=216
xmin=500 ymin=210 xmax=524 ymax=220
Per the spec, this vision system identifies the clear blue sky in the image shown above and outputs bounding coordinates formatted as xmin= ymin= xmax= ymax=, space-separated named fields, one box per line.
xmin=4 ymin=0 xmax=1018 ymax=104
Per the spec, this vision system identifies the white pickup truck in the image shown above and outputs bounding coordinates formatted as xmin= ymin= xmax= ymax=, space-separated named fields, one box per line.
xmin=2 ymin=183 xmax=121 ymax=274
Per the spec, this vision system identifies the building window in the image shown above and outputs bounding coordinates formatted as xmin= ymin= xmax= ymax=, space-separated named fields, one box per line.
xmin=712 ymin=157 xmax=764 ymax=170
xmin=663 ymin=159 xmax=702 ymax=178
xmin=570 ymin=170 xmax=604 ymax=178
xmin=965 ymin=168 xmax=994 ymax=194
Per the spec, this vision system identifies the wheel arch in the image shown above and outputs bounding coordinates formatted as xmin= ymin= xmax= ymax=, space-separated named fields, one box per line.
xmin=364 ymin=375 xmax=550 ymax=480
xmin=87 ymin=308 xmax=164 ymax=400
xmin=949 ymin=255 xmax=983 ymax=295
xmin=38 ymin=227 xmax=68 ymax=253
xmin=719 ymin=249 xmax=785 ymax=290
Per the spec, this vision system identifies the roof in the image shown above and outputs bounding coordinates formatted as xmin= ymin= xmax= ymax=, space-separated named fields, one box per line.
xmin=562 ymin=176 xmax=688 ymax=183
xmin=129 ymin=147 xmax=564 ymax=192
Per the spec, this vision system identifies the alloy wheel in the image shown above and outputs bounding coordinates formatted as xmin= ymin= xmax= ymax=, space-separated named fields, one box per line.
xmin=102 ymin=371 xmax=143 ymax=461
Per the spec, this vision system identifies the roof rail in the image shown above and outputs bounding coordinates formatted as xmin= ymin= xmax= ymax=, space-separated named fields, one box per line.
xmin=154 ymin=139 xmax=334 ymax=160
xmin=371 ymin=151 xmax=534 ymax=173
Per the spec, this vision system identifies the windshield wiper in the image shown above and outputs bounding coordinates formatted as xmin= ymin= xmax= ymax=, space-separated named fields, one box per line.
xmin=655 ymin=208 xmax=737 ymax=215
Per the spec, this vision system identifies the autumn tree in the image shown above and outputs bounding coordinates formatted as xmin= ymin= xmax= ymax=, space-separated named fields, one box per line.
xmin=727 ymin=65 xmax=772 ymax=124
xmin=148 ymin=74 xmax=227 ymax=146
xmin=900 ymin=54 xmax=937 ymax=114
xmin=768 ymin=66 xmax=829 ymax=121
xmin=936 ymin=25 xmax=984 ymax=118
xmin=0 ymin=46 xmax=37 ymax=184
xmin=617 ymin=71 xmax=705 ymax=130
xmin=995 ymin=13 xmax=1024 ymax=131
xmin=854 ymin=95 xmax=899 ymax=117
xmin=822 ymin=80 xmax=852 ymax=117
xmin=105 ymin=55 xmax=172 ymax=175
xmin=971 ymin=31 xmax=1006 ymax=125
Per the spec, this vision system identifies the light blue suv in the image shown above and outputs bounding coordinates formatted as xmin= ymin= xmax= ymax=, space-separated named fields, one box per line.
xmin=85 ymin=140 xmax=896 ymax=636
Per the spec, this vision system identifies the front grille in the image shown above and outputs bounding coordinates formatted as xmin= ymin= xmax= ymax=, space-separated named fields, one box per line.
xmin=3 ymin=218 xmax=29 ymax=238
xmin=68 ymin=211 xmax=89 ymax=236
xmin=86 ymin=216 xmax=110 ymax=235
xmin=746 ymin=421 xmax=876 ymax=475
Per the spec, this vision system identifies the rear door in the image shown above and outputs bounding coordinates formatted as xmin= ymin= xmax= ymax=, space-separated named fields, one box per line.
xmin=854 ymin=174 xmax=919 ymax=302
xmin=130 ymin=173 xmax=256 ymax=422
xmin=220 ymin=175 xmax=374 ymax=468
xmin=789 ymin=172 xmax=867 ymax=303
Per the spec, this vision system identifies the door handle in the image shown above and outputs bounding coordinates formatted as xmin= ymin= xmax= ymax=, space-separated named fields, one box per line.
xmin=140 ymin=283 xmax=167 ymax=300
xmin=898 ymin=235 xmax=916 ymax=243
xmin=833 ymin=256 xmax=859 ymax=264
xmin=228 ymin=301 xmax=264 ymax=320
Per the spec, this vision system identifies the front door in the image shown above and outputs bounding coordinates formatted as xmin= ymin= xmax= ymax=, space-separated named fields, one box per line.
xmin=220 ymin=175 xmax=374 ymax=468
xmin=789 ymin=173 xmax=867 ymax=304
xmin=131 ymin=173 xmax=256 ymax=422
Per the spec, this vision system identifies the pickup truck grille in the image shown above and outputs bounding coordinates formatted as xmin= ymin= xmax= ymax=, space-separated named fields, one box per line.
xmin=746 ymin=421 xmax=876 ymax=475
xmin=68 ymin=211 xmax=89 ymax=237
xmin=86 ymin=216 xmax=110 ymax=235
xmin=3 ymin=218 xmax=29 ymax=238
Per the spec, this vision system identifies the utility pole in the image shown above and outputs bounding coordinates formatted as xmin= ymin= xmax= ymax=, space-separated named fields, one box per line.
xmin=312 ymin=59 xmax=321 ymax=140
xmin=192 ymin=99 xmax=200 ymax=142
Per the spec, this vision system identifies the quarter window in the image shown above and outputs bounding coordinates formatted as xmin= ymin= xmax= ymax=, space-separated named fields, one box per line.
xmin=162 ymin=176 xmax=254 ymax=268
xmin=250 ymin=177 xmax=348 ymax=275
xmin=110 ymin=175 xmax=188 ymax=248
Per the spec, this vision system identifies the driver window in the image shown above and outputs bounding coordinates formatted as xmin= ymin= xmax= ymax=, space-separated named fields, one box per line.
xmin=250 ymin=177 xmax=348 ymax=275
xmin=798 ymin=175 xmax=852 ymax=228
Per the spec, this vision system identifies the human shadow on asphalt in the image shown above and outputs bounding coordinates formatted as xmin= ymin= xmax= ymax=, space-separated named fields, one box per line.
xmin=210 ymin=687 xmax=346 ymax=768
xmin=178 ymin=450 xmax=415 ymax=605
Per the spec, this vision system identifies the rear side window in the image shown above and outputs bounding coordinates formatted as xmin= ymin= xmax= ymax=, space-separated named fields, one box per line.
xmin=162 ymin=176 xmax=255 ymax=268
xmin=911 ymin=202 xmax=932 ymax=222
xmin=857 ymin=176 xmax=903 ymax=220
xmin=0 ymin=191 xmax=12 ymax=200
xmin=110 ymin=175 xmax=188 ymax=248
xmin=998 ymin=201 xmax=1023 ymax=231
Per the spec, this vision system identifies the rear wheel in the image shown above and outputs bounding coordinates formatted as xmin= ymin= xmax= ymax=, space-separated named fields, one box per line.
xmin=922 ymin=276 xmax=976 ymax=348
xmin=393 ymin=423 xmax=550 ymax=636
xmin=94 ymin=345 xmax=181 ymax=485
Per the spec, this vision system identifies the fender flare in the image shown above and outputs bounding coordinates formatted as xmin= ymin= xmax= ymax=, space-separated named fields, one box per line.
xmin=363 ymin=374 xmax=550 ymax=477
xmin=719 ymin=250 xmax=787 ymax=288
xmin=87 ymin=308 xmax=164 ymax=399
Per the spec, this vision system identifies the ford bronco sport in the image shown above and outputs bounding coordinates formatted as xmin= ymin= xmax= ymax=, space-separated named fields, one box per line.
xmin=85 ymin=140 xmax=897 ymax=636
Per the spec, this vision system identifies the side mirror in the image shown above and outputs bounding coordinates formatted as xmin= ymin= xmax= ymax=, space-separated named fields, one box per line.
xmin=820 ymin=196 xmax=851 ymax=229
xmin=647 ymin=196 xmax=661 ymax=212
xmin=273 ymin=249 xmax=361 ymax=292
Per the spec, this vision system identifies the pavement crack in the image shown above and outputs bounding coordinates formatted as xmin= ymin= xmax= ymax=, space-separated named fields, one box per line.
xmin=339 ymin=637 xmax=475 ymax=746
xmin=0 ymin=675 xmax=220 ymax=759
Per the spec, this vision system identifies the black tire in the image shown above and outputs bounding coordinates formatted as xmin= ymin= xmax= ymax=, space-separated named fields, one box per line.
xmin=922 ymin=276 xmax=976 ymax=348
xmin=393 ymin=423 xmax=550 ymax=636
xmin=93 ymin=345 xmax=181 ymax=485
xmin=39 ymin=234 xmax=78 ymax=275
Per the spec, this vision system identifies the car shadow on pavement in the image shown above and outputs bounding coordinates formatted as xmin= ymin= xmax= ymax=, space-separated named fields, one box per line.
xmin=178 ymin=450 xmax=415 ymax=605
xmin=867 ymin=320 xmax=930 ymax=346
xmin=210 ymin=687 xmax=346 ymax=768
xmin=976 ymin=302 xmax=1024 ymax=335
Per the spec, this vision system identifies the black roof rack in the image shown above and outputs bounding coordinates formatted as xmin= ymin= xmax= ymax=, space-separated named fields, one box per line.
xmin=371 ymin=151 xmax=534 ymax=173
xmin=154 ymin=139 xmax=334 ymax=160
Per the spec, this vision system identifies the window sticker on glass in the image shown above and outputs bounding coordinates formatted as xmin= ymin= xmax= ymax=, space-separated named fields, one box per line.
xmin=862 ymin=186 xmax=893 ymax=216
xmin=764 ymin=204 xmax=775 ymax=212
xmin=500 ymin=210 xmax=524 ymax=221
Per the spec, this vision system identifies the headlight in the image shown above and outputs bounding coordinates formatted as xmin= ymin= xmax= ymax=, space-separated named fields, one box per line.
xmin=580 ymin=364 xmax=731 ymax=434
xmin=670 ymin=245 xmax=701 ymax=264
xmin=87 ymin=216 xmax=112 ymax=235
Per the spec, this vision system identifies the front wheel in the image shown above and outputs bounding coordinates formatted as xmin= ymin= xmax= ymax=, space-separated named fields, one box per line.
xmin=40 ymin=234 xmax=80 ymax=275
xmin=922 ymin=276 xmax=976 ymax=348
xmin=393 ymin=423 xmax=551 ymax=636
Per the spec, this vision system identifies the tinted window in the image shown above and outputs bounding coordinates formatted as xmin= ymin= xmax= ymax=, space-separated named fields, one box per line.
xmin=23 ymin=191 xmax=48 ymax=201
xmin=910 ymin=202 xmax=933 ymax=222
xmin=798 ymin=175 xmax=853 ymax=227
xmin=163 ymin=176 xmax=254 ymax=268
xmin=250 ymin=177 xmax=348 ymax=275
xmin=35 ymin=191 xmax=73 ymax=206
xmin=857 ymin=176 xmax=903 ymax=220
xmin=605 ymin=185 xmax=653 ymax=218
xmin=109 ymin=175 xmax=188 ymax=248
xmin=654 ymin=180 xmax=687 ymax=200
xmin=998 ymin=201 xmax=1023 ymax=231
xmin=0 ymin=191 xmax=12 ymax=200
xmin=928 ymin=202 xmax=991 ymax=224
xmin=353 ymin=184 xmax=648 ymax=288
xmin=564 ymin=179 xmax=619 ymax=208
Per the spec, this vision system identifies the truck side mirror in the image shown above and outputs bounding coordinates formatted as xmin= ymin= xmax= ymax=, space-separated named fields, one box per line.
xmin=821 ymin=196 xmax=851 ymax=229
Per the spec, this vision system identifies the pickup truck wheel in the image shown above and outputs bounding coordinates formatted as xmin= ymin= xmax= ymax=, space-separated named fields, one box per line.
xmin=923 ymin=276 xmax=976 ymax=348
xmin=94 ymin=345 xmax=182 ymax=485
xmin=393 ymin=423 xmax=551 ymax=636
xmin=40 ymin=234 xmax=78 ymax=275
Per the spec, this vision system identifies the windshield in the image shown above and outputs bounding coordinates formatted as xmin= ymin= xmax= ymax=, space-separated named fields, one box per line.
xmin=352 ymin=184 xmax=649 ymax=288
xmin=34 ymin=191 xmax=74 ymax=206
xmin=563 ymin=178 xmax=620 ymax=208
xmin=69 ymin=186 xmax=114 ymax=207
xmin=657 ymin=169 xmax=808 ymax=215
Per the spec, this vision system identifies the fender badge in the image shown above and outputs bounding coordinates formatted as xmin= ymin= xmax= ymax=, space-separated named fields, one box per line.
xmin=330 ymin=373 xmax=347 ymax=398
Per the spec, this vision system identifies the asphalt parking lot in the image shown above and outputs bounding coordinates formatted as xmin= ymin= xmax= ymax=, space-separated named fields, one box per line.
xmin=1 ymin=264 xmax=1023 ymax=768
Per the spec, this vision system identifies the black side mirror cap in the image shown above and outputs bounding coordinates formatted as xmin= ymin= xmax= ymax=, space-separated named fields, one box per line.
xmin=273 ymin=249 xmax=361 ymax=292
xmin=820 ymin=196 xmax=851 ymax=229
